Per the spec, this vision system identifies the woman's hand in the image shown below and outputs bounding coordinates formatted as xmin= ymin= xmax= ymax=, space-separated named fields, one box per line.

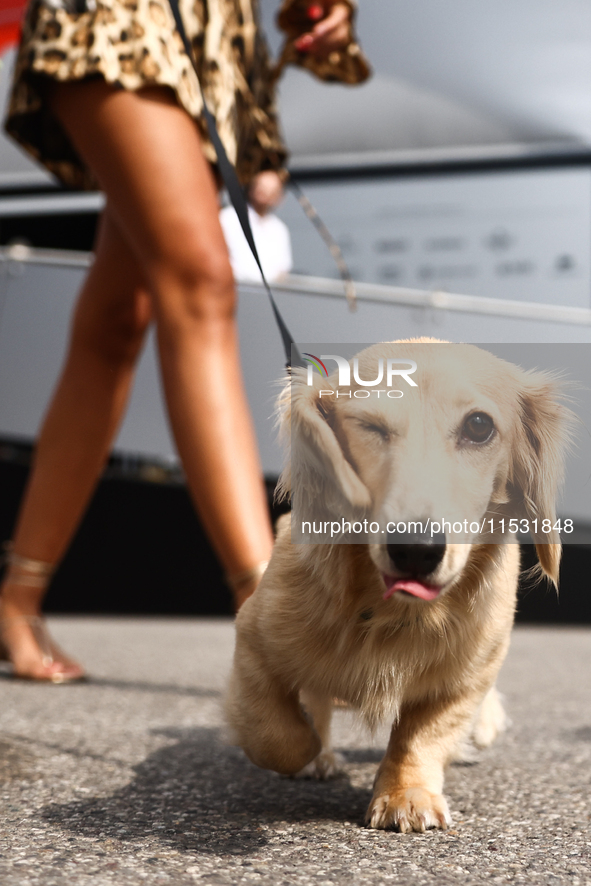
xmin=293 ymin=2 xmax=353 ymax=59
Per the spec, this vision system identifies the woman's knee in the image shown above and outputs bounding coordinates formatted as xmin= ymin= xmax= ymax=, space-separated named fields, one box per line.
xmin=147 ymin=226 xmax=237 ymax=328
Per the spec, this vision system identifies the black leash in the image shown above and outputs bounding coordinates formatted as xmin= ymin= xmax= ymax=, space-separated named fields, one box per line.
xmin=167 ymin=0 xmax=304 ymax=370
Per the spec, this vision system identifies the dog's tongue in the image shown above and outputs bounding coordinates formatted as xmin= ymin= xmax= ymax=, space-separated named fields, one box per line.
xmin=382 ymin=576 xmax=441 ymax=602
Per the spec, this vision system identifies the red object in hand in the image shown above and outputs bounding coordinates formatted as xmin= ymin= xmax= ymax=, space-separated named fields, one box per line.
xmin=0 ymin=0 xmax=27 ymax=54
xmin=306 ymin=4 xmax=324 ymax=20
xmin=294 ymin=32 xmax=314 ymax=51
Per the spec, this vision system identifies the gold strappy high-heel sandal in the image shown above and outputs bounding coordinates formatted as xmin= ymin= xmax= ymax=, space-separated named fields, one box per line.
xmin=0 ymin=543 xmax=86 ymax=683
xmin=226 ymin=560 xmax=269 ymax=611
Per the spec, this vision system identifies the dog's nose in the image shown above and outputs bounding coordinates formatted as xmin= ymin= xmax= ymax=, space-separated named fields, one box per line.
xmin=386 ymin=533 xmax=446 ymax=577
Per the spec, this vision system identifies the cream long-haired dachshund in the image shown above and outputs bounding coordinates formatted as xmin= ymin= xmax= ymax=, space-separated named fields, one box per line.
xmin=226 ymin=340 xmax=572 ymax=833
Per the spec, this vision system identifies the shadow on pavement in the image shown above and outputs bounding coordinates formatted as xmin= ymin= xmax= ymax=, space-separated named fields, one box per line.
xmin=85 ymin=677 xmax=221 ymax=698
xmin=41 ymin=727 xmax=372 ymax=856
xmin=567 ymin=725 xmax=591 ymax=742
xmin=339 ymin=747 xmax=384 ymax=765
xmin=0 ymin=738 xmax=42 ymax=784
xmin=0 ymin=671 xmax=220 ymax=699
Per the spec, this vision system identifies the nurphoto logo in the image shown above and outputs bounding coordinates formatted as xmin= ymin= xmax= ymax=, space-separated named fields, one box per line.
xmin=304 ymin=352 xmax=418 ymax=398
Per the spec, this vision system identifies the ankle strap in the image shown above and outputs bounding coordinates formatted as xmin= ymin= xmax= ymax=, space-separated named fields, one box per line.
xmin=1 ymin=542 xmax=55 ymax=589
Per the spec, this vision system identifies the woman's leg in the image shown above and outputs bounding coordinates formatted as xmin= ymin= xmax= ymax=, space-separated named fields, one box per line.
xmin=49 ymin=80 xmax=274 ymax=603
xmin=1 ymin=210 xmax=153 ymax=679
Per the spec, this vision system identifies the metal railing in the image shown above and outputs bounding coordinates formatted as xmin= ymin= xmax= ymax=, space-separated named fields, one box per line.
xmin=2 ymin=244 xmax=590 ymax=327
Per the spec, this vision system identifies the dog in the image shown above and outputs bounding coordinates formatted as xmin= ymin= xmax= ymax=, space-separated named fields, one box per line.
xmin=226 ymin=340 xmax=572 ymax=832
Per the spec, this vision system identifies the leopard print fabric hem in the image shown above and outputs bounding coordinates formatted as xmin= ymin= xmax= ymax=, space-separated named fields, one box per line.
xmin=4 ymin=0 xmax=287 ymax=189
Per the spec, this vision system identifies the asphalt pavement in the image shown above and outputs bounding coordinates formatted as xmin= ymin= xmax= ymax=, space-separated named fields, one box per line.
xmin=0 ymin=618 xmax=590 ymax=886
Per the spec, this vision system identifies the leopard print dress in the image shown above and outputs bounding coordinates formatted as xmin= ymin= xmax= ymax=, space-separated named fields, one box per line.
xmin=4 ymin=0 xmax=287 ymax=189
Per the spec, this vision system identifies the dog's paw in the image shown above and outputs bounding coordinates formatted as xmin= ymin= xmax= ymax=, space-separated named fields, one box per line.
xmin=296 ymin=750 xmax=345 ymax=780
xmin=366 ymin=787 xmax=452 ymax=833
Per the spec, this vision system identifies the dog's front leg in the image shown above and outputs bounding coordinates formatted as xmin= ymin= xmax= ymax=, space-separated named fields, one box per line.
xmin=367 ymin=693 xmax=481 ymax=832
xmin=226 ymin=635 xmax=321 ymax=776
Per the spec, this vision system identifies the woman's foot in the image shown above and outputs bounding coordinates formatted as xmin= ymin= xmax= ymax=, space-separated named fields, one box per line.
xmin=0 ymin=548 xmax=85 ymax=682
xmin=0 ymin=610 xmax=85 ymax=683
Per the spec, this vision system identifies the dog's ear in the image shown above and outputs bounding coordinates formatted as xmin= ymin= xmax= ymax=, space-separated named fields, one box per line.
xmin=508 ymin=370 xmax=573 ymax=585
xmin=276 ymin=368 xmax=371 ymax=516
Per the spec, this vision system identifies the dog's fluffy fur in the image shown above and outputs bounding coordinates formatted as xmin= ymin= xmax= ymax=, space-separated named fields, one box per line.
xmin=226 ymin=340 xmax=571 ymax=832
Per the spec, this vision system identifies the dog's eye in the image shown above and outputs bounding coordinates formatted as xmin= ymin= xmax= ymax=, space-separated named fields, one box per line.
xmin=461 ymin=412 xmax=495 ymax=445
xmin=360 ymin=421 xmax=390 ymax=441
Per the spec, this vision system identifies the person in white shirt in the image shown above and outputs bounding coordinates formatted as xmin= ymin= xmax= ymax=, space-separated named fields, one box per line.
xmin=220 ymin=170 xmax=292 ymax=283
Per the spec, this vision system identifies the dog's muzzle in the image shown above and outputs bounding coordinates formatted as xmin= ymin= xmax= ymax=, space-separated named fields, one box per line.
xmin=386 ymin=532 xmax=447 ymax=578
xmin=380 ymin=532 xmax=447 ymax=601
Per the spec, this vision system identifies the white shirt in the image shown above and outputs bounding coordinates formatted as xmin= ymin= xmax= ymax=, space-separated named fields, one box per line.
xmin=220 ymin=204 xmax=293 ymax=283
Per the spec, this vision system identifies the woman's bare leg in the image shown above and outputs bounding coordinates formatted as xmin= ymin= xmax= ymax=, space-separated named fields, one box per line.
xmin=2 ymin=79 xmax=273 ymax=680
xmin=1 ymin=210 xmax=152 ymax=679
xmin=49 ymin=80 xmax=274 ymax=602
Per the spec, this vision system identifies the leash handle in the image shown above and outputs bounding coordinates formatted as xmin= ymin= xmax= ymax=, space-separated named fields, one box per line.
xmin=167 ymin=0 xmax=304 ymax=370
